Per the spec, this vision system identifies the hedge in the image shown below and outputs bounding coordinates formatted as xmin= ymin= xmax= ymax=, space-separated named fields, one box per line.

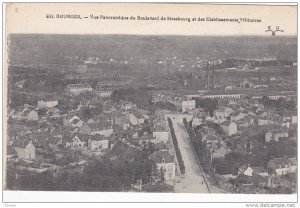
xmin=167 ymin=118 xmax=185 ymax=174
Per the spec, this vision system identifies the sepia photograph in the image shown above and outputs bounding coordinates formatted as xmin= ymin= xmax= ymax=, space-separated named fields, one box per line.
xmin=2 ymin=2 xmax=298 ymax=204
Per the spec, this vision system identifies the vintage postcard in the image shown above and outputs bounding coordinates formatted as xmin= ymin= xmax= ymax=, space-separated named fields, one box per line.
xmin=2 ymin=2 xmax=298 ymax=204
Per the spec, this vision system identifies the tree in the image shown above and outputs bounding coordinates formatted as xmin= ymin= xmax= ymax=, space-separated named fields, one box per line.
xmin=195 ymin=98 xmax=218 ymax=116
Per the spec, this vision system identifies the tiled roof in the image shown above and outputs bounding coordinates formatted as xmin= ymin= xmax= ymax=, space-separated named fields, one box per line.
xmin=252 ymin=166 xmax=267 ymax=174
xmin=88 ymin=122 xmax=112 ymax=131
xmin=149 ymin=150 xmax=174 ymax=163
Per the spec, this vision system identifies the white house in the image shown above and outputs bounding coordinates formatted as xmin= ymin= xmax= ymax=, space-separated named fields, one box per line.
xmin=267 ymin=157 xmax=297 ymax=176
xmin=66 ymin=134 xmax=89 ymax=149
xmin=181 ymin=100 xmax=196 ymax=112
xmin=265 ymin=129 xmax=289 ymax=143
xmin=38 ymin=100 xmax=58 ymax=108
xmin=220 ymin=121 xmax=237 ymax=136
xmin=14 ymin=141 xmax=35 ymax=160
xmin=88 ymin=137 xmax=109 ymax=151
xmin=11 ymin=107 xmax=38 ymax=121
xmin=213 ymin=110 xmax=226 ymax=124
xmin=121 ymin=101 xmax=135 ymax=111
xmin=153 ymin=131 xmax=169 ymax=144
xmin=230 ymin=111 xmax=246 ymax=122
xmin=239 ymin=165 xmax=268 ymax=177
xmin=66 ymin=83 xmax=93 ymax=95
xmin=94 ymin=87 xmax=113 ymax=98
xmin=149 ymin=150 xmax=176 ymax=182
xmin=240 ymin=79 xmax=269 ymax=89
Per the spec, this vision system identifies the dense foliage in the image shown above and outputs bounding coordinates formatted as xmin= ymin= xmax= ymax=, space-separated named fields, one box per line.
xmin=167 ymin=118 xmax=185 ymax=174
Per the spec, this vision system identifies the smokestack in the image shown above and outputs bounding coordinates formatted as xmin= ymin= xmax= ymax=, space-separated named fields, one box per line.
xmin=206 ymin=62 xmax=210 ymax=89
xmin=167 ymin=61 xmax=170 ymax=80
xmin=211 ymin=62 xmax=214 ymax=89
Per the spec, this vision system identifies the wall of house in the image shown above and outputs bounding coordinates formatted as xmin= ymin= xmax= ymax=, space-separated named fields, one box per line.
xmin=153 ymin=131 xmax=169 ymax=143
xmin=89 ymin=140 xmax=109 ymax=150
xmin=92 ymin=129 xmax=113 ymax=137
xmin=38 ymin=100 xmax=58 ymax=108
xmin=28 ymin=111 xmax=38 ymax=121
xmin=15 ymin=144 xmax=35 ymax=159
xmin=157 ymin=162 xmax=176 ymax=182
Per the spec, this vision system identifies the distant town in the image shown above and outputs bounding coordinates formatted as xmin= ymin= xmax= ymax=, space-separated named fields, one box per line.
xmin=5 ymin=35 xmax=297 ymax=194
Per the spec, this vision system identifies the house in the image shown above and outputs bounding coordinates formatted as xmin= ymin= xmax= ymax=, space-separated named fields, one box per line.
xmin=66 ymin=133 xmax=90 ymax=149
xmin=237 ymin=116 xmax=255 ymax=127
xmin=236 ymin=165 xmax=270 ymax=187
xmin=238 ymin=165 xmax=268 ymax=177
xmin=192 ymin=117 xmax=203 ymax=127
xmin=245 ymin=98 xmax=261 ymax=107
xmin=181 ymin=100 xmax=196 ymax=112
xmin=88 ymin=135 xmax=109 ymax=151
xmin=220 ymin=121 xmax=237 ymax=136
xmin=223 ymin=107 xmax=235 ymax=117
xmin=230 ymin=111 xmax=246 ymax=122
xmin=63 ymin=115 xmax=84 ymax=128
xmin=138 ymin=133 xmax=156 ymax=145
xmin=114 ymin=115 xmax=131 ymax=130
xmin=211 ymin=145 xmax=231 ymax=159
xmin=38 ymin=100 xmax=58 ymax=108
xmin=155 ymin=142 xmax=168 ymax=151
xmin=11 ymin=106 xmax=38 ymax=121
xmin=103 ymin=103 xmax=116 ymax=114
xmin=66 ymin=83 xmax=93 ymax=95
xmin=49 ymin=136 xmax=63 ymax=148
xmin=76 ymin=64 xmax=88 ymax=73
xmin=267 ymin=157 xmax=297 ymax=176
xmin=152 ymin=124 xmax=169 ymax=143
xmin=46 ymin=108 xmax=60 ymax=118
xmin=129 ymin=111 xmax=145 ymax=126
xmin=265 ymin=129 xmax=289 ymax=143
xmin=79 ymin=124 xmax=92 ymax=135
xmin=283 ymin=112 xmax=297 ymax=124
xmin=78 ymin=100 xmax=91 ymax=109
xmin=240 ymin=78 xmax=269 ymax=89
xmin=88 ymin=122 xmax=114 ymax=137
xmin=120 ymin=101 xmax=135 ymax=111
xmin=14 ymin=141 xmax=35 ymax=160
xmin=252 ymin=167 xmax=269 ymax=177
xmin=258 ymin=118 xmax=281 ymax=126
xmin=149 ymin=150 xmax=176 ymax=182
xmin=203 ymin=134 xmax=220 ymax=150
xmin=94 ymin=86 xmax=114 ymax=98
xmin=27 ymin=110 xmax=39 ymax=121
xmin=213 ymin=110 xmax=226 ymax=124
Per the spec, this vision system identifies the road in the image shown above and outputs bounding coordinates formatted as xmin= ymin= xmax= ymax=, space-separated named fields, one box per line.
xmin=172 ymin=118 xmax=210 ymax=193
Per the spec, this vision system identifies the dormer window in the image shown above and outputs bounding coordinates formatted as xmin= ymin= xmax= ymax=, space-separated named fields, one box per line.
xmin=162 ymin=158 xmax=165 ymax=163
